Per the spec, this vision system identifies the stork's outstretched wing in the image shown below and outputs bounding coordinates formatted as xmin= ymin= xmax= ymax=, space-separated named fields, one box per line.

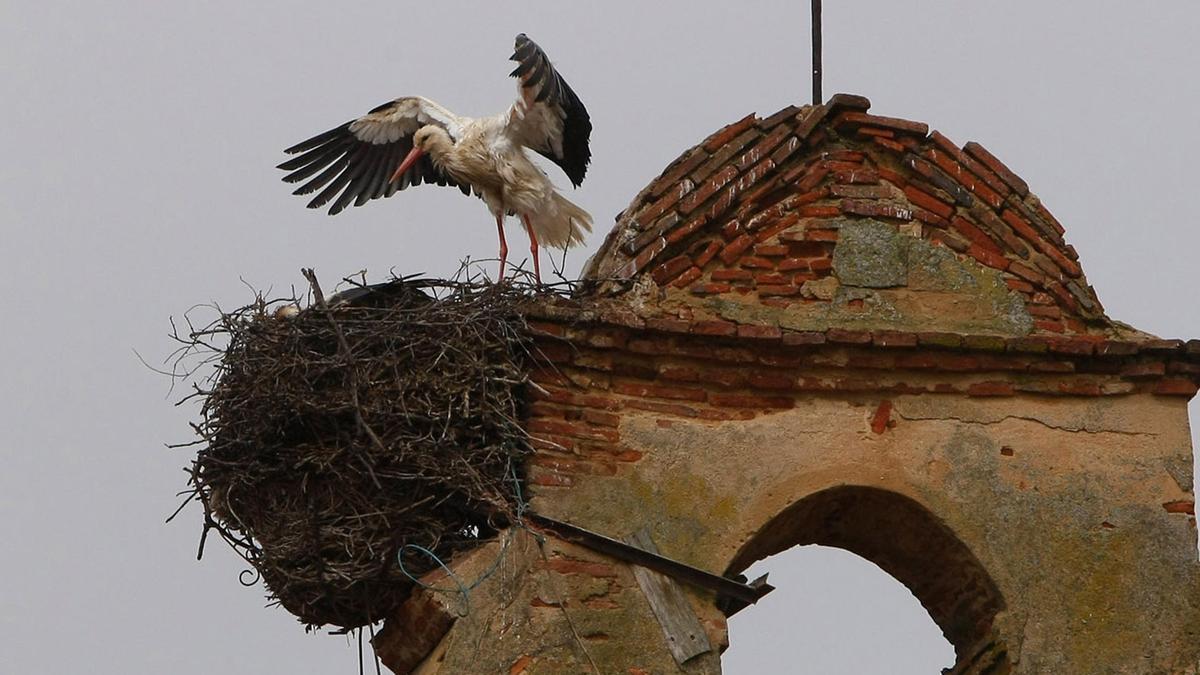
xmin=278 ymin=96 xmax=470 ymax=215
xmin=506 ymin=33 xmax=592 ymax=187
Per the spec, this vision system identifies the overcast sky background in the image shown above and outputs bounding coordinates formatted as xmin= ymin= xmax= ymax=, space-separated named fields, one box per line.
xmin=3 ymin=2 xmax=1198 ymax=673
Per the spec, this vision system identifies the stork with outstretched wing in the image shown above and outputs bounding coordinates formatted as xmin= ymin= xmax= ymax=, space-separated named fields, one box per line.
xmin=277 ymin=34 xmax=593 ymax=284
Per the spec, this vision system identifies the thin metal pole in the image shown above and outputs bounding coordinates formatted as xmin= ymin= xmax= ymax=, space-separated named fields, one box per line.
xmin=812 ymin=0 xmax=823 ymax=104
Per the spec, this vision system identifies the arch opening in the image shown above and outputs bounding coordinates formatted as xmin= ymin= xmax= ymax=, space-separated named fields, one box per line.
xmin=725 ymin=545 xmax=955 ymax=673
xmin=725 ymin=486 xmax=1010 ymax=671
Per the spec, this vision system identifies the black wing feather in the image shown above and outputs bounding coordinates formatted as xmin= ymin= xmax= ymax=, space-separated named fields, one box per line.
xmin=278 ymin=101 xmax=466 ymax=215
xmin=509 ymin=34 xmax=592 ymax=187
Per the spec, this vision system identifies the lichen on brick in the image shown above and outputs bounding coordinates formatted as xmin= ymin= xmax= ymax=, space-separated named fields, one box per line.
xmin=832 ymin=219 xmax=909 ymax=288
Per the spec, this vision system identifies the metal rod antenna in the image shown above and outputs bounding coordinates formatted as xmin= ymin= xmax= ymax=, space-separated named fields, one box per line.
xmin=812 ymin=0 xmax=823 ymax=104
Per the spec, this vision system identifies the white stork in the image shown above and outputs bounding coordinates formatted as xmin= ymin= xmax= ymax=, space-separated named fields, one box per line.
xmin=278 ymin=34 xmax=593 ymax=284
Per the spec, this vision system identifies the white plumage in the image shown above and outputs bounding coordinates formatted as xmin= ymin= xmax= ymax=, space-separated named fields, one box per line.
xmin=278 ymin=34 xmax=593 ymax=283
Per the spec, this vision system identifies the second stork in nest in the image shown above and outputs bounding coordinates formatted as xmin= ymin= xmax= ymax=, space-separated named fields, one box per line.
xmin=278 ymin=34 xmax=593 ymax=284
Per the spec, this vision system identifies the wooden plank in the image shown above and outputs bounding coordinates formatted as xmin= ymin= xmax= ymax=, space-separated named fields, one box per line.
xmin=623 ymin=528 xmax=713 ymax=665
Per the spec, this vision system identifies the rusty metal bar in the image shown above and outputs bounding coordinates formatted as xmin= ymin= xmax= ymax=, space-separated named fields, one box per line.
xmin=812 ymin=0 xmax=823 ymax=104
xmin=528 ymin=513 xmax=774 ymax=608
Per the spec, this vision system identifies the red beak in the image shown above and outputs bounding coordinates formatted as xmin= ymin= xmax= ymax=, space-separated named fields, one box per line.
xmin=390 ymin=146 xmax=425 ymax=184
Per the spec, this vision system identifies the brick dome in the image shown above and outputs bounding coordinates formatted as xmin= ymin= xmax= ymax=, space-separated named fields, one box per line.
xmin=585 ymin=94 xmax=1109 ymax=338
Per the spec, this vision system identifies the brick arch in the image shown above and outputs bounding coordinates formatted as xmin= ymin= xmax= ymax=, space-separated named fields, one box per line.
xmin=725 ymin=486 xmax=1009 ymax=670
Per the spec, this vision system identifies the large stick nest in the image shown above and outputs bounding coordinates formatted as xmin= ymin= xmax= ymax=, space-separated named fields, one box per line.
xmin=173 ymin=270 xmax=557 ymax=630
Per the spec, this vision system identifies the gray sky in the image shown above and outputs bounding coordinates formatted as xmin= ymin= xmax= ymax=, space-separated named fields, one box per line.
xmin=2 ymin=1 xmax=1197 ymax=673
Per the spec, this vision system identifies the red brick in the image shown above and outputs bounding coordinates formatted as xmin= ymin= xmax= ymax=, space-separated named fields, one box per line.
xmin=963 ymin=141 xmax=1029 ymax=196
xmin=665 ymin=215 xmax=709 ymax=246
xmin=645 ymin=317 xmax=690 ymax=333
xmin=753 ymin=271 xmax=790 ymax=285
xmin=778 ymin=257 xmax=811 ymax=272
xmin=680 ymin=165 xmax=739 ymax=213
xmin=719 ymin=234 xmax=755 ymax=265
xmin=904 ymin=185 xmax=955 ymax=219
xmin=758 ymin=284 xmax=800 ymax=297
xmin=1140 ymin=339 xmax=1185 ymax=354
xmin=741 ymin=121 xmax=793 ymax=164
xmin=917 ymin=332 xmax=963 ymax=349
xmin=930 ymin=229 xmax=969 ymax=252
xmin=1008 ymin=261 xmax=1045 ymax=285
xmin=897 ymin=353 xmax=938 ymax=369
xmin=754 ymin=244 xmax=789 ymax=257
xmin=625 ymin=399 xmax=701 ymax=418
xmin=1034 ymin=320 xmax=1065 ymax=333
xmin=788 ymin=165 xmax=829 ymax=192
xmin=1121 ymin=362 xmax=1166 ymax=379
xmin=1154 ymin=379 xmax=1198 ymax=396
xmin=748 ymin=370 xmax=795 ymax=389
xmin=613 ymin=449 xmax=644 ymax=462
xmin=838 ymin=112 xmax=930 ymax=136
xmin=721 ymin=219 xmax=743 ymax=240
xmin=691 ymin=319 xmax=738 ymax=336
xmin=872 ymin=136 xmax=907 ymax=153
xmin=544 ymin=557 xmax=620 ymax=577
xmin=936 ymin=355 xmax=981 ymax=371
xmin=869 ymin=400 xmax=893 ymax=433
xmin=692 ymin=240 xmax=722 ymax=268
xmin=952 ymin=216 xmax=1003 ymax=253
xmin=963 ymin=335 xmax=1008 ymax=352
xmin=612 ymin=382 xmax=707 ymax=401
xmin=873 ymin=331 xmax=919 ymax=348
xmin=1030 ymin=360 xmax=1074 ymax=373
xmin=741 ymin=256 xmax=776 ymax=270
xmin=1028 ymin=305 xmax=1062 ymax=319
xmin=929 ymin=131 xmax=1011 ymax=197
xmin=805 ymin=227 xmax=840 ymax=241
xmin=703 ymin=113 xmax=757 ymax=152
xmin=527 ymin=419 xmax=620 ymax=443
xmin=1047 ymin=337 xmax=1095 ymax=356
xmin=583 ymin=410 xmax=621 ymax=427
xmin=709 ymin=393 xmax=795 ymax=409
xmin=671 ymin=266 xmax=703 ymax=288
xmin=783 ymin=331 xmax=827 ymax=346
xmin=1006 ymin=277 xmax=1035 ymax=294
xmin=1001 ymin=209 xmax=1082 ymax=278
xmin=856 ymin=126 xmax=895 ymax=138
xmin=913 ymin=208 xmax=950 ymax=229
xmin=738 ymin=324 xmax=783 ymax=340
xmin=711 ymin=269 xmax=753 ymax=282
xmin=967 ymin=244 xmax=1010 ymax=270
xmin=1035 ymin=201 xmax=1067 ymax=236
xmin=827 ymin=329 xmax=873 ymax=344
xmin=925 ymin=147 xmax=1004 ymax=209
xmin=648 ymin=149 xmax=711 ymax=200
xmin=1097 ymin=341 xmax=1140 ymax=357
xmin=968 ymin=381 xmax=1016 ymax=397
xmin=651 ymin=255 xmax=692 ymax=285
xmin=1163 ymin=500 xmax=1196 ymax=515
xmin=1057 ymin=380 xmax=1103 ymax=396
xmin=798 ymin=205 xmax=842 ymax=218
xmin=826 ymin=150 xmax=868 ymax=162
xmin=691 ymin=282 xmax=732 ymax=295
xmin=640 ymin=175 xmax=695 ymax=220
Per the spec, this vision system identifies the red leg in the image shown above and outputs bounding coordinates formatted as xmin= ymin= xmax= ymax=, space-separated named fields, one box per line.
xmin=496 ymin=214 xmax=509 ymax=282
xmin=521 ymin=214 xmax=542 ymax=284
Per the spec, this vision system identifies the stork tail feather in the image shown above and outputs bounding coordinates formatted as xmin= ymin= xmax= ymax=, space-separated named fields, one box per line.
xmin=529 ymin=193 xmax=592 ymax=250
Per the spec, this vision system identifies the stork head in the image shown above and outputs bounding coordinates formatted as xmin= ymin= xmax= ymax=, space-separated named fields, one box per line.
xmin=413 ymin=125 xmax=453 ymax=155
xmin=392 ymin=126 xmax=453 ymax=184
